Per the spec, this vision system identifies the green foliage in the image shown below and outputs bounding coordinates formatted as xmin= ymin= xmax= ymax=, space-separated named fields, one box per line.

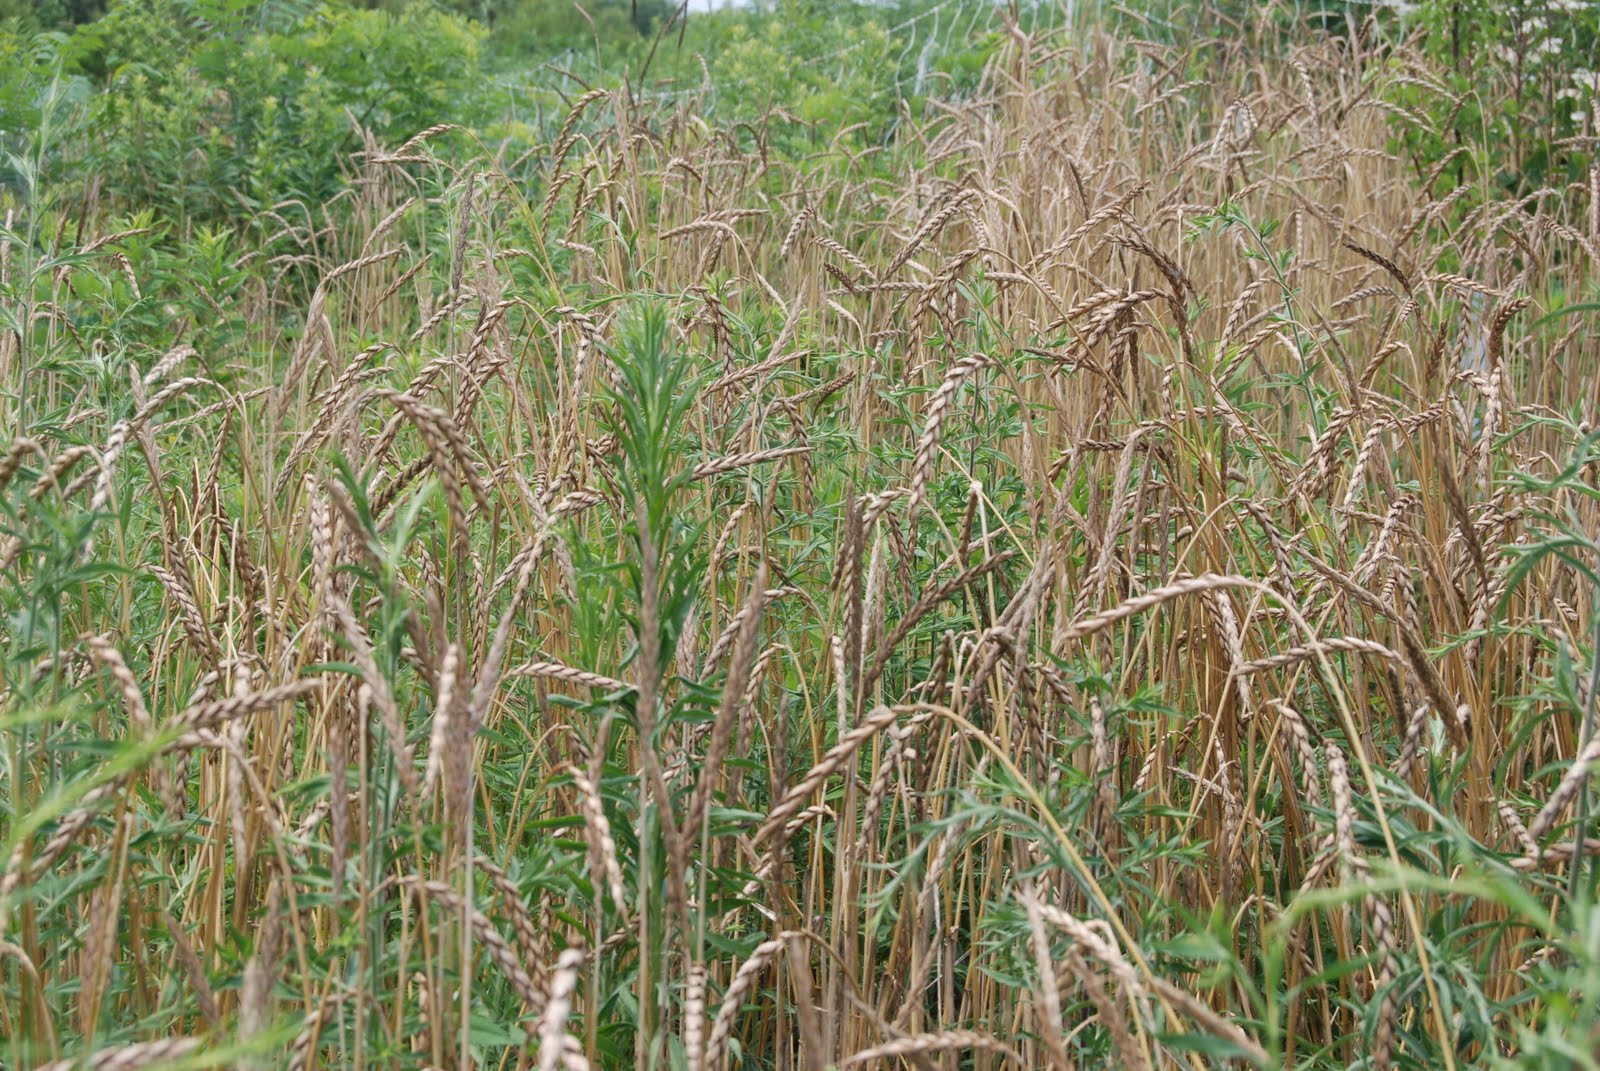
xmin=0 ymin=35 xmax=86 ymax=174
xmin=590 ymin=0 xmax=1007 ymax=155
xmin=58 ymin=0 xmax=484 ymax=219
xmin=1391 ymin=0 xmax=1600 ymax=195
xmin=469 ymin=0 xmax=669 ymax=48
xmin=607 ymin=303 xmax=709 ymax=677
xmin=0 ymin=0 xmax=106 ymax=32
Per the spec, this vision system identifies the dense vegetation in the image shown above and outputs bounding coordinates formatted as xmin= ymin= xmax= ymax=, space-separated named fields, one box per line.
xmin=7 ymin=0 xmax=1600 ymax=1068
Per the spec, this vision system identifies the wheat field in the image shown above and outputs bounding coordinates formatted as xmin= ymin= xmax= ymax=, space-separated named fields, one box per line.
xmin=4 ymin=7 xmax=1600 ymax=1070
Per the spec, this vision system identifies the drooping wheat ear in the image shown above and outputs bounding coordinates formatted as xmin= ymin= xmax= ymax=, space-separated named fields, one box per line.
xmin=287 ymin=990 xmax=348 ymax=1071
xmin=1057 ymin=946 xmax=1150 ymax=1071
xmin=1299 ymin=405 xmax=1356 ymax=498
xmin=834 ymin=492 xmax=867 ymax=704
xmin=1030 ymin=901 xmax=1143 ymax=995
xmin=844 ymin=1031 xmax=1024 ymax=1067
xmin=443 ymin=676 xmax=478 ymax=834
xmin=1342 ymin=240 xmax=1414 ymax=294
xmin=860 ymin=549 xmax=1015 ymax=702
xmin=1206 ymin=588 xmax=1255 ymax=718
xmin=884 ymin=187 xmax=976 ymax=278
xmin=710 ymin=500 xmax=753 ymax=575
xmin=570 ymin=766 xmax=628 ymax=919
xmin=404 ymin=292 xmax=470 ymax=346
xmin=34 ymin=1038 xmax=203 ymax=1071
xmin=1437 ymin=457 xmax=1489 ymax=590
xmin=778 ymin=202 xmax=814 ymax=259
xmin=683 ymin=963 xmax=708 ymax=1069
xmin=239 ymin=879 xmax=284 ymax=1058
xmin=691 ymin=444 xmax=811 ymax=481
xmin=1588 ymin=163 xmax=1600 ymax=241
xmin=148 ymin=562 xmax=218 ymax=665
xmin=84 ymin=635 xmax=150 ymax=732
xmin=551 ymin=89 xmax=608 ymax=172
xmin=0 ymin=436 xmax=42 ymax=492
xmin=1396 ymin=703 xmax=1431 ymax=779
xmin=1148 ymin=973 xmax=1271 ymax=1065
xmin=908 ymin=354 xmax=988 ymax=514
xmin=660 ymin=218 xmax=741 ymax=245
xmin=915 ymin=813 xmax=969 ymax=925
xmin=1233 ymin=636 xmax=1405 ymax=676
xmin=1020 ymin=890 xmax=1071 ymax=1067
xmin=1267 ymin=697 xmax=1318 ymax=806
xmin=475 ymin=856 xmax=544 ymax=973
xmin=368 ymin=251 xmax=425 ymax=308
xmin=17 ymin=776 xmax=133 ymax=892
xmin=324 ymin=247 xmax=405 ymax=290
xmin=378 ymin=390 xmax=490 ymax=535
xmin=536 ymin=947 xmax=585 ymax=1071
xmin=1220 ymin=277 xmax=1268 ymax=348
xmin=394 ymin=122 xmax=458 ymax=156
xmin=402 ymin=876 xmax=549 ymax=1015
xmin=1061 ymin=574 xmax=1253 ymax=643
xmin=813 ymin=235 xmax=876 ymax=282
xmin=1026 ymin=181 xmax=1149 ymax=274
xmin=1341 ymin=418 xmax=1387 ymax=519
xmin=1529 ymin=733 xmax=1600 ymax=843
xmin=506 ymin=660 xmax=630 ymax=693
xmin=1477 ymin=297 xmax=1529 ymax=489
xmin=470 ymin=527 xmax=545 ymax=727
xmin=276 ymin=343 xmax=391 ymax=496
xmin=151 ymin=906 xmax=218 ymax=1035
xmin=855 ymin=714 xmax=931 ymax=856
xmin=1111 ymin=227 xmax=1194 ymax=297
xmin=1327 ymin=743 xmax=1358 ymax=885
xmin=1485 ymin=295 xmax=1531 ymax=373
xmin=487 ymin=530 xmax=551 ymax=605
xmin=552 ymin=489 xmax=601 ymax=519
xmin=1084 ymin=434 xmax=1139 ymax=607
xmin=936 ymin=485 xmax=979 ymax=587
xmin=1355 ymin=493 xmax=1416 ymax=582
xmin=355 ymin=191 xmax=416 ymax=257
xmin=422 ymin=642 xmax=460 ymax=801
xmin=1367 ymin=888 xmax=1401 ymax=1071
xmin=308 ymin=480 xmax=337 ymax=608
xmin=1214 ymin=734 xmax=1245 ymax=890
xmin=87 ymin=417 xmax=132 ymax=517
xmin=80 ymin=371 xmax=209 ymax=509
xmin=705 ymin=932 xmax=803 ymax=1070
xmin=172 ymin=677 xmax=322 ymax=737
xmin=84 ymin=633 xmax=182 ymax=820
xmin=1497 ymin=797 xmax=1540 ymax=857
xmin=759 ymin=704 xmax=904 ymax=841
xmin=1058 ymin=288 xmax=1164 ymax=355
xmin=31 ymin=443 xmax=93 ymax=504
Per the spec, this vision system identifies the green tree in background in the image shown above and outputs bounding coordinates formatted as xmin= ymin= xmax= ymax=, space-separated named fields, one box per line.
xmin=52 ymin=0 xmax=484 ymax=218
xmin=0 ymin=0 xmax=107 ymax=30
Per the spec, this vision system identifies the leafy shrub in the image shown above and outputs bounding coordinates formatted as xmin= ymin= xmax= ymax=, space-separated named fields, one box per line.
xmin=0 ymin=33 xmax=84 ymax=159
xmin=1396 ymin=0 xmax=1600 ymax=195
xmin=0 ymin=0 xmax=106 ymax=32
xmin=65 ymin=0 xmax=486 ymax=220
xmin=681 ymin=0 xmax=942 ymax=142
